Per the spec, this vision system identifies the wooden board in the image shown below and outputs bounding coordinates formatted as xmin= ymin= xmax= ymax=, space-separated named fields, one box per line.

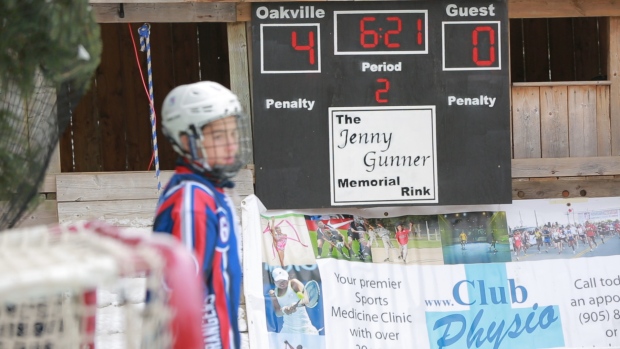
xmin=511 ymin=86 xmax=541 ymax=158
xmin=512 ymin=156 xmax=620 ymax=177
xmin=568 ymin=86 xmax=597 ymax=157
xmin=14 ymin=200 xmax=59 ymax=228
xmin=56 ymin=169 xmax=254 ymax=227
xmin=596 ymin=85 xmax=611 ymax=156
xmin=92 ymin=3 xmax=238 ymax=23
xmin=227 ymin=22 xmax=253 ymax=162
xmin=56 ymin=169 xmax=254 ymax=202
xmin=539 ymin=86 xmax=568 ymax=157
xmin=57 ymin=199 xmax=157 ymax=227
xmin=512 ymin=177 xmax=620 ymax=199
xmin=610 ymin=18 xmax=620 ymax=156
xmin=508 ymin=0 xmax=620 ymax=18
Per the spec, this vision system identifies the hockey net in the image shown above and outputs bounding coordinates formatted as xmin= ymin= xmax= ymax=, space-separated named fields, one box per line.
xmin=0 ymin=221 xmax=204 ymax=349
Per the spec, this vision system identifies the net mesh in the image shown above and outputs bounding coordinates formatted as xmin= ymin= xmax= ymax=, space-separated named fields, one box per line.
xmin=0 ymin=0 xmax=101 ymax=230
xmin=0 ymin=222 xmax=202 ymax=349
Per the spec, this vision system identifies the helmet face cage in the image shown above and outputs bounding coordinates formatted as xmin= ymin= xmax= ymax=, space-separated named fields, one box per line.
xmin=161 ymin=81 xmax=252 ymax=181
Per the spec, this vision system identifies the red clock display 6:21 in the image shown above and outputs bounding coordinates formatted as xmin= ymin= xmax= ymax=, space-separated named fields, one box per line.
xmin=334 ymin=10 xmax=428 ymax=55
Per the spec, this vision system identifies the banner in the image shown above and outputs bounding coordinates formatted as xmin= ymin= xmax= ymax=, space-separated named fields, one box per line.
xmin=241 ymin=196 xmax=620 ymax=349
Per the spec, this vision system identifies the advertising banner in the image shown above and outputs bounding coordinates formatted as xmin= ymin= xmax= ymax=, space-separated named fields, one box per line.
xmin=241 ymin=196 xmax=620 ymax=349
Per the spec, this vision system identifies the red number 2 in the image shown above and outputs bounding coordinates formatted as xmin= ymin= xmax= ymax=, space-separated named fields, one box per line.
xmin=291 ymin=30 xmax=315 ymax=65
xmin=375 ymin=78 xmax=390 ymax=103
xmin=384 ymin=17 xmax=402 ymax=48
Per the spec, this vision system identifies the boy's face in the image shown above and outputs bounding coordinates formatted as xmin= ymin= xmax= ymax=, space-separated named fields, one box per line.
xmin=200 ymin=116 xmax=239 ymax=168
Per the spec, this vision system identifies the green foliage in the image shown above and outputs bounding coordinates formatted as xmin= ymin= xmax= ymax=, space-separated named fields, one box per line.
xmin=0 ymin=0 xmax=101 ymax=95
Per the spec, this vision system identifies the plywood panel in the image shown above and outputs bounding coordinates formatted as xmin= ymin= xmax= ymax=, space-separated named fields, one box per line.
xmin=568 ymin=86 xmax=597 ymax=157
xmin=512 ymin=86 xmax=541 ymax=158
xmin=539 ymin=86 xmax=568 ymax=157
xmin=596 ymin=85 xmax=611 ymax=156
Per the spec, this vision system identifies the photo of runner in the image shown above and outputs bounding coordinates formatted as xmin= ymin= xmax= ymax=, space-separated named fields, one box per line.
xmin=504 ymin=197 xmax=620 ymax=262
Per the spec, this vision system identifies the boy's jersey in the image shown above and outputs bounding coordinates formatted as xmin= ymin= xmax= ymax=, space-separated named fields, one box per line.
xmin=153 ymin=164 xmax=242 ymax=349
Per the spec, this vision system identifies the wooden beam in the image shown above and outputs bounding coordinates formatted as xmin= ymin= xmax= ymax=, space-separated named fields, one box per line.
xmin=56 ymin=169 xmax=254 ymax=202
xmin=610 ymin=18 xmax=620 ymax=155
xmin=512 ymin=156 xmax=620 ymax=177
xmin=508 ymin=0 xmax=620 ymax=18
xmin=227 ymin=22 xmax=253 ymax=162
xmin=512 ymin=177 xmax=620 ymax=200
xmin=14 ymin=200 xmax=59 ymax=228
xmin=92 ymin=3 xmax=238 ymax=23
xmin=89 ymin=1 xmax=620 ymax=22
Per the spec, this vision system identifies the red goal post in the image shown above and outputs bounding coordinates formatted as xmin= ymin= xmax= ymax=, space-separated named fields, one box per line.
xmin=0 ymin=220 xmax=204 ymax=349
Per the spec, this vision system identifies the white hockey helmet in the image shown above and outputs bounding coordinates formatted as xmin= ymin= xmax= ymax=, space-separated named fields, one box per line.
xmin=161 ymin=81 xmax=251 ymax=181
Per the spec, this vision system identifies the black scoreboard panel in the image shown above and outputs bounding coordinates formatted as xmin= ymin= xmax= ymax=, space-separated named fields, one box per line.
xmin=251 ymin=1 xmax=512 ymax=209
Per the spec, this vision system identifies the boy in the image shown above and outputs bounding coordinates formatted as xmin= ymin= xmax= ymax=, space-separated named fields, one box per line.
xmin=153 ymin=81 xmax=251 ymax=349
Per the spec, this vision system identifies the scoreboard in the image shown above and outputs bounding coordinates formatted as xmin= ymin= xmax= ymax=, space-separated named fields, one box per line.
xmin=251 ymin=1 xmax=511 ymax=209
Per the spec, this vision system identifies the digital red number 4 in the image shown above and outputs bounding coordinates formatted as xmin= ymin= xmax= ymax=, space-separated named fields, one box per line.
xmin=291 ymin=30 xmax=315 ymax=65
xmin=472 ymin=26 xmax=495 ymax=66
xmin=375 ymin=78 xmax=389 ymax=103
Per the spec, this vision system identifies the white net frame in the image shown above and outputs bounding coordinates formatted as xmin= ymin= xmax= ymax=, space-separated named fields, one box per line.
xmin=0 ymin=221 xmax=203 ymax=349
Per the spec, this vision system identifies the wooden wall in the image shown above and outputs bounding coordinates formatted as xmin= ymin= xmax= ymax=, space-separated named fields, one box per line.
xmin=59 ymin=22 xmax=230 ymax=172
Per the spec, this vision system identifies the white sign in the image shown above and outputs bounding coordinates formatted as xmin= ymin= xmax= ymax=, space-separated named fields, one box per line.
xmin=328 ymin=106 xmax=438 ymax=205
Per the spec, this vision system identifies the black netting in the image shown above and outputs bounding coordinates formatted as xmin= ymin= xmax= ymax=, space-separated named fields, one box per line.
xmin=0 ymin=0 xmax=101 ymax=230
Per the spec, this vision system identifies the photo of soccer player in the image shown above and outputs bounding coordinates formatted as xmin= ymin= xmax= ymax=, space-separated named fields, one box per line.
xmin=366 ymin=216 xmax=443 ymax=265
xmin=305 ymin=215 xmax=372 ymax=262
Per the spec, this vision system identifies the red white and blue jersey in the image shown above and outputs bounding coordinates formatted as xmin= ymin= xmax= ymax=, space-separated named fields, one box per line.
xmin=153 ymin=162 xmax=242 ymax=349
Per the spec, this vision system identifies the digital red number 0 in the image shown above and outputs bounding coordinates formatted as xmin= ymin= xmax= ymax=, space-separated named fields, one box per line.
xmin=360 ymin=17 xmax=378 ymax=48
xmin=472 ymin=26 xmax=495 ymax=66
xmin=291 ymin=30 xmax=315 ymax=65
xmin=417 ymin=18 xmax=423 ymax=45
xmin=375 ymin=78 xmax=390 ymax=103
xmin=384 ymin=17 xmax=402 ymax=48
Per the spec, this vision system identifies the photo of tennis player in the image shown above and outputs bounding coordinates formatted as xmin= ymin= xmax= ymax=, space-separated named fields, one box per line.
xmin=263 ymin=264 xmax=325 ymax=348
